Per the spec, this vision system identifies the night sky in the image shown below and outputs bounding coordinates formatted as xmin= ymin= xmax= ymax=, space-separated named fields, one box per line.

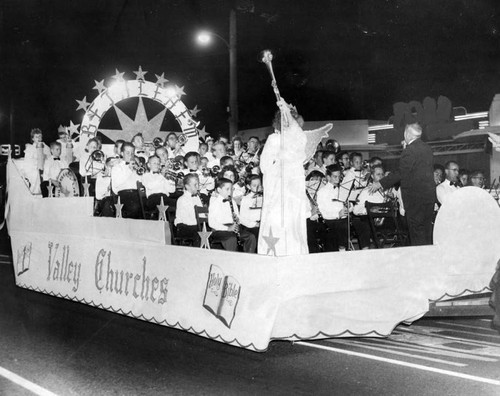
xmin=2 ymin=0 xmax=500 ymax=144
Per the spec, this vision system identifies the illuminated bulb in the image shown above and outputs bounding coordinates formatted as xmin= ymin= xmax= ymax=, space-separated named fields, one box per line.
xmin=165 ymin=86 xmax=177 ymax=97
xmin=197 ymin=32 xmax=211 ymax=45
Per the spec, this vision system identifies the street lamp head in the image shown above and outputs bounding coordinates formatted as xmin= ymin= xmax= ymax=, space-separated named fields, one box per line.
xmin=197 ymin=31 xmax=212 ymax=45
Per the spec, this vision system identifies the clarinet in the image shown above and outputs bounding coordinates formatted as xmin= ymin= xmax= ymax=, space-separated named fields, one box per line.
xmin=305 ymin=190 xmax=326 ymax=225
xmin=228 ymin=197 xmax=242 ymax=246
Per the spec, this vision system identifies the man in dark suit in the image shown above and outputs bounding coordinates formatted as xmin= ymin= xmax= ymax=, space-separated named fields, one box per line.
xmin=369 ymin=123 xmax=436 ymax=245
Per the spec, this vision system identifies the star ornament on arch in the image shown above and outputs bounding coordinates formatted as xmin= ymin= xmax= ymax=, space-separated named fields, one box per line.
xmin=93 ymin=79 xmax=106 ymax=94
xmin=175 ymin=85 xmax=186 ymax=97
xmin=112 ymin=68 xmax=125 ymax=82
xmin=197 ymin=126 xmax=209 ymax=140
xmin=155 ymin=73 xmax=168 ymax=87
xmin=134 ymin=65 xmax=148 ymax=81
xmin=262 ymin=227 xmax=280 ymax=256
xmin=76 ymin=96 xmax=90 ymax=112
xmin=189 ymin=105 xmax=201 ymax=118
xmin=67 ymin=120 xmax=80 ymax=137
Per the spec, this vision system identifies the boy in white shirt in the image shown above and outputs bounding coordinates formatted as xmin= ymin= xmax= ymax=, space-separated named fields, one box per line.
xmin=95 ymin=158 xmax=118 ymax=217
xmin=142 ymin=155 xmax=177 ymax=213
xmin=208 ymin=178 xmax=256 ymax=252
xmin=174 ymin=173 xmax=203 ymax=246
xmin=111 ymin=142 xmax=142 ymax=218
xmin=239 ymin=174 xmax=262 ymax=240
xmin=41 ymin=142 xmax=68 ymax=197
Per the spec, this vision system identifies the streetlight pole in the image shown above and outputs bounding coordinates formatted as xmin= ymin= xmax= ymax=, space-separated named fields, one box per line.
xmin=228 ymin=8 xmax=238 ymax=140
xmin=196 ymin=8 xmax=238 ymax=140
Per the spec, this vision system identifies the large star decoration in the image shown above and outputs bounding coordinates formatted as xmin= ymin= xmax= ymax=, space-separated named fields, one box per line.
xmin=115 ymin=196 xmax=123 ymax=218
xmin=67 ymin=120 xmax=80 ymax=137
xmin=76 ymin=96 xmax=90 ymax=112
xmin=99 ymin=97 xmax=167 ymax=143
xmin=134 ymin=66 xmax=148 ymax=81
xmin=262 ymin=227 xmax=280 ymax=256
xmin=198 ymin=222 xmax=212 ymax=249
xmin=190 ymin=105 xmax=201 ymax=117
xmin=157 ymin=196 xmax=168 ymax=221
xmin=175 ymin=85 xmax=186 ymax=97
xmin=197 ymin=126 xmax=209 ymax=140
xmin=93 ymin=79 xmax=106 ymax=94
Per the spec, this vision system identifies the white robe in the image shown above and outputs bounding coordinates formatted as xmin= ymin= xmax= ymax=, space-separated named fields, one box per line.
xmin=258 ymin=118 xmax=309 ymax=256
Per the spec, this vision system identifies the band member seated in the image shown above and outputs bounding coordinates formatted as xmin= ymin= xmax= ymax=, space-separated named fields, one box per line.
xmin=95 ymin=158 xmax=118 ymax=217
xmin=207 ymin=141 xmax=227 ymax=169
xmin=317 ymin=164 xmax=350 ymax=251
xmin=111 ymin=142 xmax=142 ymax=219
xmin=433 ymin=164 xmax=445 ymax=185
xmin=305 ymin=170 xmax=328 ymax=253
xmin=220 ymin=155 xmax=234 ymax=167
xmin=458 ymin=168 xmax=469 ymax=187
xmin=231 ymin=136 xmax=245 ymax=160
xmin=165 ymin=132 xmax=185 ymax=158
xmin=79 ymin=138 xmax=100 ymax=196
xmin=174 ymin=173 xmax=202 ymax=247
xmin=337 ymin=151 xmax=350 ymax=171
xmin=132 ymin=133 xmax=148 ymax=162
xmin=469 ymin=170 xmax=486 ymax=188
xmin=436 ymin=161 xmax=460 ymax=206
xmin=57 ymin=129 xmax=74 ymax=163
xmin=244 ymin=136 xmax=261 ymax=165
xmin=343 ymin=152 xmax=369 ymax=189
xmin=41 ymin=142 xmax=68 ymax=197
xmin=184 ymin=151 xmax=214 ymax=201
xmin=320 ymin=151 xmax=337 ymax=174
xmin=142 ymin=155 xmax=177 ymax=214
xmin=219 ymin=166 xmax=245 ymax=205
xmin=208 ymin=178 xmax=257 ymax=253
xmin=24 ymin=128 xmax=50 ymax=194
xmin=239 ymin=174 xmax=263 ymax=241
xmin=199 ymin=142 xmax=209 ymax=159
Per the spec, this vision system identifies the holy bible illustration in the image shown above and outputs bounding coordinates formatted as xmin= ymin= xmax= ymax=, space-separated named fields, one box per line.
xmin=203 ymin=264 xmax=241 ymax=328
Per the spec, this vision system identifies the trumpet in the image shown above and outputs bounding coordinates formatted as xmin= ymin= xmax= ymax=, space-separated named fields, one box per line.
xmin=132 ymin=157 xmax=147 ymax=176
xmin=152 ymin=137 xmax=164 ymax=149
xmin=211 ymin=165 xmax=221 ymax=177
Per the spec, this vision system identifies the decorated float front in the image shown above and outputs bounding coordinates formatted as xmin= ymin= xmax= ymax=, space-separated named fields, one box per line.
xmin=6 ymin=65 xmax=500 ymax=352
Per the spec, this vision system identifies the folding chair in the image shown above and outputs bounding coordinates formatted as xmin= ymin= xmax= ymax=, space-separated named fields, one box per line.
xmin=165 ymin=207 xmax=194 ymax=246
xmin=365 ymin=201 xmax=408 ymax=248
xmin=137 ymin=181 xmax=155 ymax=220
xmin=194 ymin=205 xmax=224 ymax=249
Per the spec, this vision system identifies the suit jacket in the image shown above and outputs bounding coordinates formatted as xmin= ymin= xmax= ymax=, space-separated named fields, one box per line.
xmin=380 ymin=138 xmax=436 ymax=205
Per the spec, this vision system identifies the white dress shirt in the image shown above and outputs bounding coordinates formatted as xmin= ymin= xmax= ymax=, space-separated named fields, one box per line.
xmin=343 ymin=168 xmax=368 ymax=189
xmin=141 ymin=172 xmax=176 ymax=197
xmin=353 ymin=186 xmax=386 ymax=216
xmin=174 ymin=191 xmax=203 ymax=226
xmin=436 ymin=179 xmax=460 ymax=205
xmin=208 ymin=195 xmax=238 ymax=231
xmin=197 ymin=171 xmax=215 ymax=194
xmin=111 ymin=160 xmax=141 ymax=193
xmin=42 ymin=155 xmax=68 ymax=181
xmin=207 ymin=156 xmax=222 ymax=169
xmin=95 ymin=174 xmax=111 ymax=200
xmin=166 ymin=146 xmax=185 ymax=159
xmin=239 ymin=193 xmax=262 ymax=228
xmin=317 ymin=182 xmax=346 ymax=220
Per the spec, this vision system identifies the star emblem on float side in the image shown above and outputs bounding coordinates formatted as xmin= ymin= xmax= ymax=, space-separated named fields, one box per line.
xmin=198 ymin=222 xmax=212 ymax=249
xmin=262 ymin=227 xmax=280 ymax=256
xmin=93 ymin=79 xmax=106 ymax=94
xmin=155 ymin=73 xmax=168 ymax=87
xmin=67 ymin=120 xmax=80 ymax=136
xmin=134 ymin=65 xmax=148 ymax=81
xmin=76 ymin=96 xmax=90 ymax=112
xmin=157 ymin=196 xmax=168 ymax=221
xmin=190 ymin=105 xmax=201 ymax=117
xmin=112 ymin=68 xmax=125 ymax=82
xmin=175 ymin=85 xmax=186 ymax=97
xmin=99 ymin=97 xmax=167 ymax=142
xmin=115 ymin=196 xmax=123 ymax=218
xmin=197 ymin=126 xmax=209 ymax=140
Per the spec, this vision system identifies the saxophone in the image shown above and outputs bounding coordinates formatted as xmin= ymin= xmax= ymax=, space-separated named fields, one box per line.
xmin=228 ymin=197 xmax=242 ymax=246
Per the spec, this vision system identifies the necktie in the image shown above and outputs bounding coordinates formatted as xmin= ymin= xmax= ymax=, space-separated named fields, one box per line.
xmin=53 ymin=157 xmax=60 ymax=161
xmin=223 ymin=198 xmax=230 ymax=203
xmin=450 ymin=181 xmax=459 ymax=187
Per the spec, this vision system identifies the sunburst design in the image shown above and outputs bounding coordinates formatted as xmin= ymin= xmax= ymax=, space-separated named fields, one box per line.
xmin=99 ymin=97 xmax=167 ymax=142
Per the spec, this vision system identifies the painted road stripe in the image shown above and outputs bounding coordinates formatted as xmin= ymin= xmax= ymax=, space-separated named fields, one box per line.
xmin=0 ymin=366 xmax=58 ymax=396
xmin=434 ymin=321 xmax=499 ymax=333
xmin=364 ymin=338 xmax=498 ymax=361
xmin=397 ymin=328 xmax=500 ymax=347
xmin=297 ymin=342 xmax=500 ymax=386
xmin=328 ymin=340 xmax=467 ymax=366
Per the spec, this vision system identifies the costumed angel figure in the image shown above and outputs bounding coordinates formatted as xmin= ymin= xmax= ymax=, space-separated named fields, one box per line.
xmin=257 ymin=98 xmax=332 ymax=256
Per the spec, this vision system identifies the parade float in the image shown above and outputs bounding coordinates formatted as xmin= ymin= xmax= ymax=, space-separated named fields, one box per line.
xmin=6 ymin=64 xmax=500 ymax=352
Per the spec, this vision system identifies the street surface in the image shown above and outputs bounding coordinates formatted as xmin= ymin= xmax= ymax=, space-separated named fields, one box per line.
xmin=0 ymin=238 xmax=499 ymax=395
